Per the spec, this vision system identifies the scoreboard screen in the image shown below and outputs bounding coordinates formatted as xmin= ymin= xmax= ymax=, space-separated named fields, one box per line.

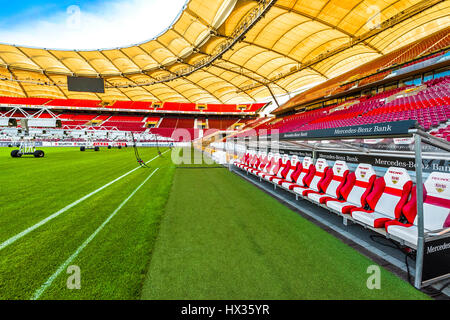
xmin=67 ymin=76 xmax=105 ymax=93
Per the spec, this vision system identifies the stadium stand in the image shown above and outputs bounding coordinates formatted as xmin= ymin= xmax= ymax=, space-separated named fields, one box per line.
xmin=307 ymin=160 xmax=349 ymax=205
xmin=278 ymin=28 xmax=450 ymax=113
xmin=158 ymin=118 xmax=179 ymax=128
xmin=46 ymin=99 xmax=102 ymax=108
xmin=6 ymin=40 xmax=447 ymax=143
xmin=238 ymin=73 xmax=450 ymax=139
xmin=110 ymin=101 xmax=153 ymax=110
xmin=0 ymin=97 xmax=50 ymax=105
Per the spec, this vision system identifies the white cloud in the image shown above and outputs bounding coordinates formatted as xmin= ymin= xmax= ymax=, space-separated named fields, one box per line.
xmin=0 ymin=0 xmax=188 ymax=50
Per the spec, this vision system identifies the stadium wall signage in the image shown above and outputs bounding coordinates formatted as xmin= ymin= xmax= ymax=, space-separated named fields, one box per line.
xmin=422 ymin=237 xmax=450 ymax=283
xmin=0 ymin=142 xmax=43 ymax=147
xmin=276 ymin=148 xmax=313 ymax=158
xmin=280 ymin=120 xmax=416 ymax=140
xmin=39 ymin=142 xmax=183 ymax=147
xmin=251 ymin=148 xmax=313 ymax=158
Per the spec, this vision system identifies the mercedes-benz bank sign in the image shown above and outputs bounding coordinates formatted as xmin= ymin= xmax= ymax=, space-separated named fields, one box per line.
xmin=427 ymin=242 xmax=450 ymax=254
xmin=280 ymin=120 xmax=417 ymax=140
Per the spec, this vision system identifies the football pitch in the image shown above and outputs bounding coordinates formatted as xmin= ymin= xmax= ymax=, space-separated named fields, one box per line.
xmin=0 ymin=147 xmax=429 ymax=299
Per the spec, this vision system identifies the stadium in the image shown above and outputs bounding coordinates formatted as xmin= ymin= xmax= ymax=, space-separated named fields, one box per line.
xmin=0 ymin=0 xmax=449 ymax=303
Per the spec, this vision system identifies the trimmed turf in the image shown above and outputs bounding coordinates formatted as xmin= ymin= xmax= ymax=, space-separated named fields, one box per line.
xmin=0 ymin=147 xmax=174 ymax=299
xmin=141 ymin=166 xmax=429 ymax=300
xmin=0 ymin=147 xmax=430 ymax=299
xmin=0 ymin=147 xmax=166 ymax=242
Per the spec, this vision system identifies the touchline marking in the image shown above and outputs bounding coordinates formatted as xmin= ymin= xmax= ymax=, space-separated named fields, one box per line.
xmin=0 ymin=150 xmax=169 ymax=252
xmin=31 ymin=167 xmax=160 ymax=300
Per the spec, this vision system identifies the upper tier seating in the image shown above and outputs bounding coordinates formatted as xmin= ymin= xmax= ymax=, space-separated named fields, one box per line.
xmin=208 ymin=118 xmax=239 ymax=130
xmin=0 ymin=97 xmax=50 ymax=105
xmin=46 ymin=99 xmax=101 ymax=108
xmin=110 ymin=101 xmax=152 ymax=110
xmin=0 ymin=97 xmax=266 ymax=114
xmin=154 ymin=102 xmax=264 ymax=113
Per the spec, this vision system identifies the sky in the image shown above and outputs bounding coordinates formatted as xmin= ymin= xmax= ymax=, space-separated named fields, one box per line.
xmin=0 ymin=0 xmax=188 ymax=49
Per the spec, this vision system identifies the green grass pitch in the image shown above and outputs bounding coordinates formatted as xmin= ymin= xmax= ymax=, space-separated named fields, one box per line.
xmin=0 ymin=147 xmax=429 ymax=299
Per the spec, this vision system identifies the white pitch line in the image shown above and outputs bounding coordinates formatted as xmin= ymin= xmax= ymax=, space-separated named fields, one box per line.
xmin=31 ymin=167 xmax=160 ymax=300
xmin=0 ymin=150 xmax=169 ymax=252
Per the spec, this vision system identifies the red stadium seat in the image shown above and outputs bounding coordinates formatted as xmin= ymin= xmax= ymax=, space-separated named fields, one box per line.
xmin=280 ymin=157 xmax=314 ymax=190
xmin=292 ymin=158 xmax=329 ymax=197
xmin=249 ymin=153 xmax=269 ymax=174
xmin=326 ymin=163 xmax=377 ymax=214
xmin=307 ymin=160 xmax=349 ymax=204
xmin=263 ymin=154 xmax=290 ymax=182
xmin=234 ymin=153 xmax=248 ymax=168
xmin=258 ymin=154 xmax=281 ymax=179
xmin=237 ymin=153 xmax=251 ymax=169
xmin=237 ymin=151 xmax=253 ymax=167
xmin=244 ymin=151 xmax=261 ymax=172
xmin=385 ymin=172 xmax=450 ymax=245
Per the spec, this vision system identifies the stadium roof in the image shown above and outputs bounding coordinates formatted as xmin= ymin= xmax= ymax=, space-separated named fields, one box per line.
xmin=0 ymin=0 xmax=448 ymax=104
